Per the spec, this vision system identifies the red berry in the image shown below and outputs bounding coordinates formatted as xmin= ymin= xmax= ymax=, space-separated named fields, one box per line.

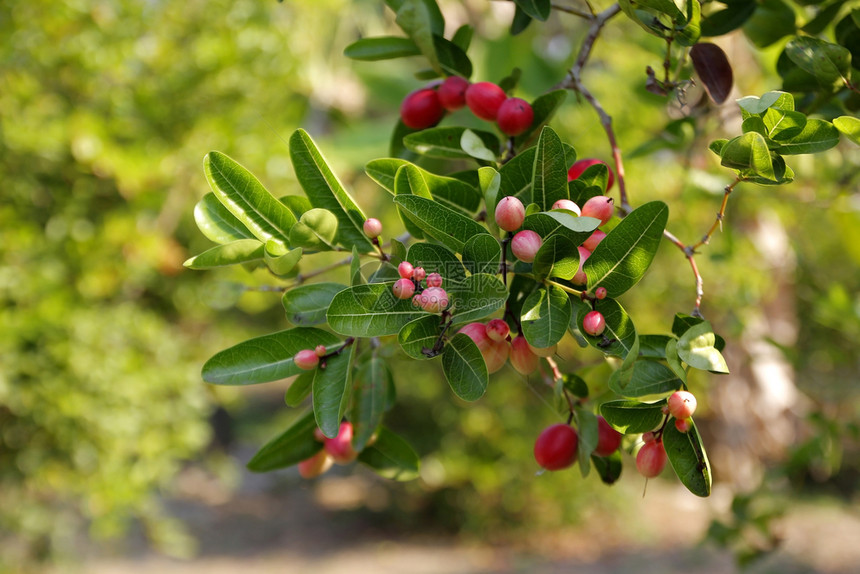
xmin=458 ymin=322 xmax=509 ymax=373
xmin=595 ymin=287 xmax=607 ymax=300
xmin=668 ymin=391 xmax=697 ymax=419
xmin=511 ymin=230 xmax=542 ymax=263
xmin=398 ymin=261 xmax=414 ymax=279
xmin=485 ymin=319 xmax=510 ymax=342
xmin=496 ymin=97 xmax=534 ymax=136
xmin=426 ymin=272 xmax=443 ymax=288
xmin=392 ymin=277 xmax=416 ymax=300
xmin=298 ymin=450 xmax=334 ymax=479
xmin=642 ymin=431 xmax=656 ymax=444
xmin=581 ymin=195 xmax=615 ymax=225
xmin=567 ymin=158 xmax=615 ymax=191
xmin=324 ymin=422 xmax=358 ymax=464
xmin=315 ymin=345 xmax=327 ymax=357
xmin=675 ymin=418 xmax=692 ymax=433
xmin=583 ymin=229 xmax=606 ymax=252
xmin=636 ymin=440 xmax=667 ymax=478
xmin=414 ymin=286 xmax=449 ymax=314
xmin=572 ymin=246 xmax=590 ymax=285
xmin=582 ymin=310 xmax=606 ymax=337
xmin=363 ymin=218 xmax=383 ymax=238
xmin=294 ymin=349 xmax=320 ymax=370
xmin=551 ymin=199 xmax=581 ymax=215
xmin=510 ymin=335 xmax=540 ymax=375
xmin=594 ymin=416 xmax=623 ymax=457
xmin=412 ymin=267 xmax=426 ymax=281
xmin=534 ymin=423 xmax=579 ymax=471
xmin=494 ymin=196 xmax=525 ymax=232
xmin=438 ymin=76 xmax=470 ymax=110
xmin=465 ymin=82 xmax=507 ymax=121
xmin=400 ymin=88 xmax=444 ymax=129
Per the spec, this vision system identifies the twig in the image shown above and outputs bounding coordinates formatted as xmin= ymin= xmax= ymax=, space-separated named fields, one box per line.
xmin=690 ymin=177 xmax=742 ymax=252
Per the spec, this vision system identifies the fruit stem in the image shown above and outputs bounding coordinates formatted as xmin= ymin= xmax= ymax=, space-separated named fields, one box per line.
xmin=545 ymin=279 xmax=583 ymax=298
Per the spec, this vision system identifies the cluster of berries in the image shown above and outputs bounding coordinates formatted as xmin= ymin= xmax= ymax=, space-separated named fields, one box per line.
xmin=401 ymin=77 xmax=535 ymax=137
xmin=298 ymin=421 xmax=360 ymax=479
xmin=392 ymin=261 xmax=450 ymax=314
xmin=533 ymin=416 xmax=623 ymax=472
xmin=635 ymin=391 xmax=698 ymax=478
xmin=455 ymin=319 xmax=557 ymax=374
xmin=293 ymin=344 xmax=329 ymax=371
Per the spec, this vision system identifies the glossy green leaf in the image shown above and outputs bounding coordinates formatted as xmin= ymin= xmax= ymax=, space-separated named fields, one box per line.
xmin=671 ymin=313 xmax=726 ymax=351
xmin=575 ymin=406 xmax=599 ymax=477
xmin=289 ymin=129 xmax=374 ymax=252
xmin=599 ymin=399 xmax=665 ymax=434
xmin=184 ymin=239 xmax=264 ymax=269
xmin=479 ymin=166 xmax=502 ymax=234
xmin=394 ymin=194 xmax=490 ymax=253
xmin=532 ymin=235 xmax=580 ymax=280
xmin=395 ymin=0 xmax=441 ymax=74
xmin=775 ymin=119 xmax=841 ymax=155
xmin=513 ymin=90 xmax=567 ymax=146
xmin=761 ymin=108 xmax=807 ymax=141
xmin=433 ymin=35 xmax=473 ymax=78
xmin=390 ymin=118 xmax=421 ymax=160
xmin=203 ymin=328 xmax=340 ymax=385
xmin=638 ymin=334 xmax=672 ymax=359
xmin=282 ymin=282 xmax=346 ymax=326
xmin=577 ymin=297 xmax=638 ymax=359
xmin=742 ymin=0 xmax=796 ymax=48
xmin=289 ymin=208 xmax=338 ymax=250
xmin=521 ymin=284 xmax=571 ymax=349
xmin=531 ymin=126 xmax=569 ymax=211
xmin=285 ymin=371 xmax=314 ymax=407
xmin=350 ymin=245 xmax=365 ymax=286
xmin=281 ymin=195 xmax=314 ymax=220
xmin=834 ymin=116 xmax=860 ymax=145
xmin=785 ymin=36 xmax=852 ymax=86
xmin=327 ymin=282 xmax=428 ymax=336
xmin=523 ymin=211 xmax=600 ymax=246
xmin=585 ymin=201 xmax=669 ymax=297
xmin=451 ymin=24 xmax=473 ymax=51
xmin=204 ymin=151 xmax=296 ymax=248
xmin=351 ymin=358 xmax=391 ymax=450
xmin=664 ymin=419 xmax=712 ymax=497
xmin=591 ymin=451 xmax=623 ymax=485
xmin=313 ymin=344 xmax=355 ymax=438
xmin=403 ymin=127 xmax=500 ymax=160
xmin=450 ymin=273 xmax=507 ymax=325
xmin=462 ymin=235 xmax=502 ymax=276
xmin=357 ymin=427 xmax=420 ymax=481
xmin=701 ymin=3 xmax=756 ymax=37
xmin=461 ymin=129 xmax=497 ymax=162
xmin=407 ymin=242 xmax=468 ymax=288
xmin=194 ymin=192 xmax=255 ymax=244
xmin=442 ymin=332 xmax=489 ymax=401
xmin=499 ymin=146 xmax=536 ymax=204
xmin=511 ymin=4 xmax=533 ymax=35
xmin=563 ymin=373 xmax=589 ymax=398
xmin=720 ymin=132 xmax=775 ymax=180
xmin=676 ymin=0 xmax=702 ymax=46
xmin=737 ymin=91 xmax=794 ymax=116
xmin=677 ymin=321 xmax=730 ymax=373
xmin=343 ymin=36 xmax=421 ymax=61
xmin=246 ymin=410 xmax=321 ymax=472
xmin=609 ymin=360 xmax=683 ymax=399
xmin=395 ymin=163 xmax=482 ymax=215
xmin=263 ymin=244 xmax=303 ymax=277
xmin=398 ymin=314 xmax=445 ymax=359
xmin=665 ymin=338 xmax=688 ymax=382
xmin=513 ymin=0 xmax=550 ymax=21
xmin=366 ymin=158 xmax=409 ymax=195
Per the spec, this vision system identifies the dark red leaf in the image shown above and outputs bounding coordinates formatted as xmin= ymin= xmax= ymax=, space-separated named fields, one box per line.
xmin=690 ymin=43 xmax=734 ymax=104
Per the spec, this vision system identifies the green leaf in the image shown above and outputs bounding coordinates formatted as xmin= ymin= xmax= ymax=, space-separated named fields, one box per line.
xmin=513 ymin=0 xmax=550 ymax=21
xmin=289 ymin=208 xmax=338 ymax=250
xmin=709 ymin=139 xmax=729 ymax=156
xmin=575 ymin=406 xmax=599 ymax=477
xmin=398 ymin=314 xmax=444 ymax=359
xmin=742 ymin=0 xmax=796 ymax=48
xmin=531 ymin=126 xmax=569 ymax=211
xmin=737 ymin=91 xmax=794 ymax=116
xmin=395 ymin=163 xmax=482 ymax=215
xmin=521 ymin=285 xmax=572 ymax=349
xmin=523 ymin=211 xmax=600 ymax=246
xmin=194 ymin=192 xmax=255 ymax=244
xmin=677 ymin=321 xmax=730 ymax=373
xmin=513 ymin=90 xmax=568 ymax=147
xmin=404 ymin=127 xmax=500 ymax=160
xmin=599 ymin=400 xmax=665 ymax=434
xmin=461 ymin=129 xmax=497 ymax=162
xmin=327 ymin=282 xmax=427 ymax=337
xmin=289 ymin=129 xmax=374 ymax=252
xmin=343 ymin=36 xmax=421 ymax=61
xmin=282 ymin=282 xmax=346 ymax=326
xmin=510 ymin=4 xmax=533 ymax=35
xmin=390 ymin=118 xmax=421 ymax=160
xmin=394 ymin=194 xmax=490 ymax=253
xmin=701 ymin=3 xmax=756 ymax=37
xmin=591 ymin=451 xmax=623 ymax=484
xmin=834 ymin=116 xmax=860 ymax=145
xmin=246 ymin=410 xmax=321 ymax=472
xmin=366 ymin=158 xmax=409 ymax=195
xmin=677 ymin=0 xmax=702 ymax=47
xmin=462 ymin=234 xmax=502 ymax=276
xmin=761 ymin=108 xmax=807 ymax=141
xmin=450 ymin=273 xmax=508 ymax=325
xmin=499 ymin=146 xmax=536 ymax=205
xmin=350 ymin=245 xmax=365 ymax=286
xmin=671 ymin=313 xmax=725 ymax=351
xmin=533 ymin=235 xmax=580 ymax=281
xmin=774 ymin=119 xmax=841 ymax=155
xmin=609 ymin=360 xmax=683 ymax=399
xmin=433 ymin=35 xmax=473 ymax=78
xmin=442 ymin=332 xmax=489 ymax=401
xmin=184 ymin=239 xmax=264 ymax=269
xmin=285 ymin=371 xmax=314 ymax=407
xmin=351 ymin=358 xmax=391 ymax=450
xmin=785 ymin=36 xmax=852 ymax=86
xmin=202 ymin=328 xmax=340 ymax=385
xmin=407 ymin=242 xmax=468 ymax=288
xmin=263 ymin=244 xmax=303 ymax=277
xmin=204 ymin=151 xmax=296 ymax=248
xmin=576 ymin=297 xmax=638 ymax=359
xmin=357 ymin=427 xmax=420 ymax=481
xmin=563 ymin=373 xmax=589 ymax=398
xmin=451 ymin=24 xmax=473 ymax=51
xmin=720 ymin=132 xmax=775 ymax=180
xmin=638 ymin=334 xmax=673 ymax=359
xmin=281 ymin=195 xmax=314 ymax=220
xmin=664 ymin=418 xmax=712 ymax=497
xmin=479 ymin=166 xmax=502 ymax=234
xmin=395 ymin=0 xmax=442 ymax=74
xmin=313 ymin=344 xmax=355 ymax=438
xmin=665 ymin=338 xmax=687 ymax=382
xmin=585 ymin=201 xmax=669 ymax=297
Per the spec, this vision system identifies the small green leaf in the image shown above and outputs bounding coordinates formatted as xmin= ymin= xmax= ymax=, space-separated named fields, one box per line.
xmin=479 ymin=166 xmax=502 ymax=234
xmin=393 ymin=163 xmax=482 ymax=214
xmin=531 ymin=126 xmax=569 ymax=211
xmin=394 ymin=194 xmax=490 ymax=253
xmin=499 ymin=146 xmax=537 ymax=205
xmin=785 ymin=36 xmax=852 ymax=86
xmin=313 ymin=345 xmax=355 ymax=438
xmin=521 ymin=284 xmax=571 ymax=349
xmin=575 ymin=407 xmax=599 ymax=477
xmin=462 ymin=234 xmax=502 ymax=276
xmin=193 ymin=192 xmax=255 ymax=244
xmin=834 ymin=116 xmax=860 ymax=145
xmin=532 ymin=235 xmax=580 ymax=281
xmin=351 ymin=358 xmax=391 ymax=450
xmin=665 ymin=338 xmax=687 ymax=382
xmin=450 ymin=273 xmax=507 ymax=326
xmin=357 ymin=427 xmax=420 ymax=481
xmin=289 ymin=208 xmax=338 ymax=250
xmin=395 ymin=0 xmax=442 ymax=74
xmin=563 ymin=373 xmax=589 ymax=398
xmin=701 ymin=3 xmax=756 ymax=37
xmin=591 ymin=451 xmax=623 ymax=484
xmin=246 ymin=410 xmax=321 ymax=472
xmin=523 ymin=211 xmax=600 ymax=246
xmin=263 ymin=244 xmax=303 ymax=277
xmin=742 ymin=0 xmax=796 ymax=48
xmin=513 ymin=0 xmax=550 ymax=21
xmin=285 ymin=371 xmax=315 ymax=407
xmin=737 ymin=91 xmax=794 ymax=115
xmin=664 ymin=418 xmax=712 ymax=497
xmin=398 ymin=314 xmax=444 ymax=359
xmin=366 ymin=158 xmax=409 ymax=195
xmin=761 ymin=108 xmax=807 ymax=141
xmin=184 ymin=239 xmax=265 ymax=269
xmin=720 ymin=132 xmax=775 ymax=180
xmin=774 ymin=119 xmax=841 ymax=155
xmin=609 ymin=360 xmax=683 ymax=399
xmin=638 ymin=334 xmax=672 ymax=359
xmin=461 ymin=129 xmax=497 ymax=162
xmin=282 ymin=283 xmax=346 ymax=326
xmin=677 ymin=321 xmax=730 ymax=373
xmin=599 ymin=400 xmax=665 ymax=434
xmin=343 ymin=36 xmax=421 ymax=60
xmin=442 ymin=332 xmax=489 ymax=401
xmin=327 ymin=282 xmax=427 ymax=337
xmin=404 ymin=127 xmax=500 ymax=160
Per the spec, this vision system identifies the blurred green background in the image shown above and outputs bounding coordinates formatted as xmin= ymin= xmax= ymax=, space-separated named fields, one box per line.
xmin=2 ymin=0 xmax=859 ymax=572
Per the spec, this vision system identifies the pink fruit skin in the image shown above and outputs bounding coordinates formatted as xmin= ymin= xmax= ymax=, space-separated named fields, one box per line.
xmin=567 ymin=158 xmax=615 ymax=191
xmin=674 ymin=418 xmax=692 ymax=433
xmin=486 ymin=319 xmax=510 ymax=342
xmin=636 ymin=440 xmax=667 ymax=478
xmin=582 ymin=310 xmax=606 ymax=337
xmin=294 ymin=349 xmax=320 ymax=370
xmin=465 ymin=82 xmax=507 ymax=121
xmin=594 ymin=416 xmax=623 ymax=457
xmin=572 ymin=246 xmax=591 ymax=285
xmin=392 ymin=278 xmax=416 ymax=300
xmin=534 ymin=423 xmax=579 ymax=471
xmin=511 ymin=230 xmax=542 ymax=263
xmin=583 ymin=230 xmax=606 ymax=252
xmin=668 ymin=391 xmax=697 ymax=419
xmin=426 ymin=273 xmax=443 ymax=288
xmin=401 ymin=88 xmax=444 ymax=129
xmin=438 ymin=76 xmax=470 ymax=110
xmin=416 ymin=286 xmax=449 ymax=313
xmin=298 ymin=450 xmax=334 ymax=479
xmin=510 ymin=335 xmax=540 ymax=375
xmin=581 ymin=195 xmax=615 ymax=225
xmin=325 ymin=422 xmax=358 ymax=464
xmin=398 ymin=261 xmax=414 ymax=279
xmin=363 ymin=218 xmax=383 ymax=238
xmin=458 ymin=322 xmax=509 ymax=373
xmin=552 ymin=199 xmax=581 ymax=215
xmin=496 ymin=97 xmax=534 ymax=136
xmin=495 ymin=196 xmax=525 ymax=232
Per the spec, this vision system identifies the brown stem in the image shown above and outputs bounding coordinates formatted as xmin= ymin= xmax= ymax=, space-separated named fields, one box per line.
xmin=690 ymin=177 xmax=742 ymax=252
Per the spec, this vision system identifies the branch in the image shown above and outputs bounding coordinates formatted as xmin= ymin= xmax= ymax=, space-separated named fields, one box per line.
xmin=690 ymin=177 xmax=742 ymax=252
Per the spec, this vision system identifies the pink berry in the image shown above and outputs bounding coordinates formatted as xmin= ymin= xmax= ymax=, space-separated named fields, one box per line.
xmin=675 ymin=418 xmax=692 ymax=433
xmin=324 ymin=421 xmax=358 ymax=464
xmin=581 ymin=195 xmax=615 ymax=226
xmin=551 ymin=199 xmax=581 ymax=215
xmin=363 ymin=218 xmax=383 ymax=238
xmin=458 ymin=322 xmax=509 ymax=373
xmin=636 ymin=440 xmax=667 ymax=478
xmin=511 ymin=230 xmax=542 ymax=263
xmin=510 ymin=335 xmax=540 ymax=375
xmin=426 ymin=273 xmax=443 ymax=288
xmin=398 ymin=261 xmax=414 ymax=279
xmin=313 ymin=427 xmax=327 ymax=442
xmin=583 ymin=229 xmax=606 ymax=252
xmin=438 ymin=76 xmax=470 ymax=110
xmin=642 ymin=431 xmax=656 ymax=444
xmin=667 ymin=390 xmax=697 ymax=420
xmin=582 ymin=310 xmax=606 ymax=337
xmin=294 ymin=349 xmax=320 ymax=370
xmin=415 ymin=286 xmax=449 ymax=314
xmin=595 ymin=287 xmax=607 ymax=300
xmin=413 ymin=267 xmax=426 ymax=281
xmin=534 ymin=423 xmax=579 ymax=471
xmin=315 ymin=345 xmax=327 ymax=357
xmin=298 ymin=450 xmax=334 ymax=479
xmin=594 ymin=416 xmax=623 ymax=457
xmin=496 ymin=97 xmax=534 ymax=136
xmin=465 ymin=82 xmax=507 ymax=121
xmin=567 ymin=158 xmax=615 ymax=191
xmin=572 ymin=246 xmax=591 ymax=286
xmin=495 ymin=196 xmax=525 ymax=232
xmin=392 ymin=278 xmax=416 ymax=300
xmin=485 ymin=319 xmax=510 ymax=342
xmin=400 ymin=88 xmax=444 ymax=129
xmin=528 ymin=343 xmax=557 ymax=358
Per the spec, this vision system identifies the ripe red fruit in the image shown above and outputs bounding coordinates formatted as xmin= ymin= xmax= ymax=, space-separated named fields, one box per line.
xmin=485 ymin=319 xmax=510 ymax=342
xmin=511 ymin=230 xmax=542 ymax=263
xmin=567 ymin=158 xmax=615 ymax=191
xmin=324 ymin=421 xmax=358 ymax=464
xmin=363 ymin=218 xmax=383 ymax=239
xmin=583 ymin=229 xmax=606 ymax=252
xmin=572 ymin=246 xmax=591 ymax=286
xmin=534 ymin=423 xmax=579 ymax=471
xmin=510 ymin=335 xmax=540 ymax=375
xmin=458 ymin=322 xmax=509 ymax=373
xmin=438 ymin=76 xmax=470 ymax=110
xmin=400 ymin=88 xmax=444 ymax=129
xmin=494 ymin=196 xmax=525 ymax=232
xmin=594 ymin=416 xmax=623 ymax=457
xmin=496 ymin=97 xmax=534 ymax=136
xmin=668 ymin=390 xmax=697 ymax=419
xmin=465 ymin=82 xmax=507 ymax=121
xmin=582 ymin=310 xmax=606 ymax=337
xmin=298 ymin=450 xmax=334 ymax=479
xmin=414 ymin=286 xmax=449 ymax=313
xmin=551 ymin=199 xmax=581 ymax=215
xmin=581 ymin=195 xmax=615 ymax=225
xmin=398 ymin=261 xmax=414 ymax=279
xmin=426 ymin=272 xmax=443 ymax=288
xmin=294 ymin=349 xmax=320 ymax=370
xmin=412 ymin=267 xmax=426 ymax=281
xmin=594 ymin=287 xmax=607 ymax=300
xmin=636 ymin=439 xmax=667 ymax=478
xmin=392 ymin=277 xmax=416 ymax=300
xmin=675 ymin=418 xmax=692 ymax=433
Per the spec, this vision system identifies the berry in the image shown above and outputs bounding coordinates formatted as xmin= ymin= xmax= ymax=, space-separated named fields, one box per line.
xmin=324 ymin=421 xmax=358 ymax=464
xmin=594 ymin=416 xmax=623 ymax=457
xmin=363 ymin=218 xmax=383 ymax=239
xmin=313 ymin=427 xmax=327 ymax=442
xmin=582 ymin=310 xmax=606 ymax=337
xmin=315 ymin=345 xmax=327 ymax=357
xmin=294 ymin=349 xmax=320 ymax=370
xmin=494 ymin=196 xmax=525 ymax=232
xmin=675 ymin=418 xmax=692 ymax=433
xmin=572 ymin=246 xmax=591 ymax=286
xmin=485 ymin=319 xmax=510 ymax=342
xmin=400 ymin=88 xmax=444 ymax=129
xmin=551 ymin=199 xmax=581 ymax=215
xmin=298 ymin=450 xmax=334 ymax=479
xmin=581 ymin=195 xmax=615 ymax=225
xmin=636 ymin=439 xmax=667 ymax=478
xmin=642 ymin=431 xmax=656 ymax=444
xmin=567 ymin=158 xmax=615 ymax=191
xmin=496 ymin=97 xmax=534 ymax=136
xmin=668 ymin=390 xmax=697 ymax=420
xmin=534 ymin=423 xmax=579 ymax=471
xmin=426 ymin=272 xmax=443 ymax=288
xmin=392 ymin=277 xmax=416 ymax=300
xmin=465 ymin=82 xmax=507 ymax=121
xmin=458 ymin=322 xmax=510 ymax=373
xmin=583 ymin=229 xmax=606 ymax=252
xmin=413 ymin=267 xmax=426 ymax=282
xmin=510 ymin=335 xmax=540 ymax=375
xmin=511 ymin=230 xmax=542 ymax=263
xmin=595 ymin=287 xmax=607 ymax=300
xmin=438 ymin=76 xmax=470 ymax=110
xmin=414 ymin=286 xmax=449 ymax=314
xmin=398 ymin=261 xmax=414 ymax=279
xmin=528 ymin=343 xmax=557 ymax=358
